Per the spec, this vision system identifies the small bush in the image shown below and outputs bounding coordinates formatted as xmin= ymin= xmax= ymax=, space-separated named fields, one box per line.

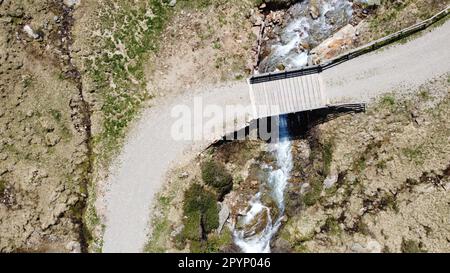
xmin=182 ymin=184 xmax=219 ymax=241
xmin=380 ymin=94 xmax=396 ymax=108
xmin=322 ymin=217 xmax=341 ymax=235
xmin=0 ymin=180 xmax=6 ymax=198
xmin=202 ymin=229 xmax=233 ymax=253
xmin=401 ymin=239 xmax=426 ymax=253
xmin=303 ymin=178 xmax=323 ymax=207
xmin=201 ymin=160 xmax=233 ymax=200
xmin=0 ymin=180 xmax=5 ymax=193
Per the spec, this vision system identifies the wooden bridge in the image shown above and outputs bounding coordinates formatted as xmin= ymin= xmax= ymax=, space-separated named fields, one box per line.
xmin=249 ymin=73 xmax=327 ymax=119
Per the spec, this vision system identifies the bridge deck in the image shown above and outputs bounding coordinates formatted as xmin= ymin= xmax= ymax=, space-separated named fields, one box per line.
xmin=249 ymin=73 xmax=327 ymax=119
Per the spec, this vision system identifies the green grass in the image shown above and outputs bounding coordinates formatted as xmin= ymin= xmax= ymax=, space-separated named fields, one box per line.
xmin=402 ymin=145 xmax=424 ymax=165
xmin=48 ymin=109 xmax=72 ymax=141
xmin=147 ymin=217 xmax=171 ymax=253
xmin=366 ymin=0 xmax=447 ymax=39
xmin=375 ymin=159 xmax=387 ymax=170
xmin=353 ymin=140 xmax=384 ymax=173
xmin=303 ymin=178 xmax=323 ymax=207
xmin=355 ymin=219 xmax=371 ymax=236
xmin=87 ymin=0 xmax=171 ymax=164
xmin=145 ymin=192 xmax=176 ymax=252
xmin=380 ymin=193 xmax=399 ymax=213
xmin=322 ymin=141 xmax=334 ymax=176
xmin=321 ymin=217 xmax=341 ymax=236
xmin=177 ymin=0 xmax=262 ymax=10
xmin=83 ymin=182 xmax=104 ymax=253
xmin=294 ymin=243 xmax=309 ymax=253
xmin=380 ymin=94 xmax=396 ymax=108
xmin=22 ymin=76 xmax=34 ymax=88
xmin=0 ymin=180 xmax=6 ymax=196
xmin=419 ymin=89 xmax=431 ymax=100
xmin=172 ymin=182 xmax=224 ymax=252
xmin=212 ymin=41 xmax=222 ymax=50
xmin=192 ymin=228 xmax=233 ymax=253
xmin=177 ymin=0 xmax=215 ymax=9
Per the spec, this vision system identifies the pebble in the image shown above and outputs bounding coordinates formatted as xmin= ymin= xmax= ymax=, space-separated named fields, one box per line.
xmin=168 ymin=0 xmax=177 ymax=7
xmin=23 ymin=25 xmax=39 ymax=40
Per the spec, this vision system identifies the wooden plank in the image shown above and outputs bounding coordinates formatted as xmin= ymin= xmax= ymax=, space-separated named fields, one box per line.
xmin=249 ymin=71 xmax=328 ymax=118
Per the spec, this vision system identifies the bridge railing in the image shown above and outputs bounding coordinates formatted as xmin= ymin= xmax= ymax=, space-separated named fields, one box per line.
xmin=249 ymin=6 xmax=450 ymax=85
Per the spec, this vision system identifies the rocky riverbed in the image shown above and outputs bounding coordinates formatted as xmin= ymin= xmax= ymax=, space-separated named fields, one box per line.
xmin=257 ymin=0 xmax=355 ymax=72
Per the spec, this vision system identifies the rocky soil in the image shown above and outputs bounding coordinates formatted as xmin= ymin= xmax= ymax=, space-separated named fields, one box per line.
xmin=0 ymin=0 xmax=262 ymax=253
xmin=1 ymin=0 xmax=448 ymax=252
xmin=274 ymin=75 xmax=450 ymax=253
xmin=0 ymin=0 xmax=90 ymax=252
xmin=155 ymin=74 xmax=450 ymax=253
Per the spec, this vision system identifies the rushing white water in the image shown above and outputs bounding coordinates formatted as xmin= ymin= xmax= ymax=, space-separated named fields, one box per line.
xmin=234 ymin=0 xmax=354 ymax=253
xmin=260 ymin=0 xmax=353 ymax=72
xmin=234 ymin=117 xmax=293 ymax=253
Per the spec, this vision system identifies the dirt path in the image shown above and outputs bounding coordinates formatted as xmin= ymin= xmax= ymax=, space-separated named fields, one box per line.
xmin=101 ymin=19 xmax=450 ymax=253
xmin=102 ymin=82 xmax=250 ymax=253
xmin=323 ymin=19 xmax=450 ymax=103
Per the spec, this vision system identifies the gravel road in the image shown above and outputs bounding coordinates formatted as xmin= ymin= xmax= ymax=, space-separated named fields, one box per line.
xmin=102 ymin=19 xmax=450 ymax=253
xmin=102 ymin=82 xmax=250 ymax=252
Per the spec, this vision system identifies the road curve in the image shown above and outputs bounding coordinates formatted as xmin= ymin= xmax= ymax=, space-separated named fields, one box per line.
xmin=102 ymin=82 xmax=250 ymax=253
xmin=102 ymin=19 xmax=450 ymax=253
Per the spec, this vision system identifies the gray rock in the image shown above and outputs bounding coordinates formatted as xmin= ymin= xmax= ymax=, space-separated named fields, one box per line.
xmin=350 ymin=240 xmax=382 ymax=253
xmin=168 ymin=0 xmax=177 ymax=7
xmin=0 ymin=153 xmax=8 ymax=161
xmin=23 ymin=25 xmax=40 ymax=40
xmin=272 ymin=237 xmax=292 ymax=253
xmin=63 ymin=0 xmax=80 ymax=8
xmin=45 ymin=132 xmax=61 ymax=147
xmin=178 ymin=171 xmax=189 ymax=179
xmin=217 ymin=203 xmax=230 ymax=233
xmin=355 ymin=0 xmax=381 ymax=6
xmin=66 ymin=241 xmax=81 ymax=253
xmin=323 ymin=174 xmax=338 ymax=189
xmin=309 ymin=0 xmax=320 ymax=19
xmin=171 ymin=224 xmax=184 ymax=238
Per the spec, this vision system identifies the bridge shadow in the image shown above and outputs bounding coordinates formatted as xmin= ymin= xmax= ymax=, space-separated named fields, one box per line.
xmin=277 ymin=103 xmax=366 ymax=141
xmin=217 ymin=103 xmax=366 ymax=144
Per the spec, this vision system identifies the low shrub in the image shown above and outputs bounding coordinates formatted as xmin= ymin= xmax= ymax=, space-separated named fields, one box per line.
xmin=401 ymin=239 xmax=426 ymax=253
xmin=182 ymin=184 xmax=219 ymax=241
xmin=201 ymin=160 xmax=233 ymax=200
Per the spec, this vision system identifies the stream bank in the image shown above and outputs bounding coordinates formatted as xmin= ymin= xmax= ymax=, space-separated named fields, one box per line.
xmin=142 ymin=0 xmax=450 ymax=253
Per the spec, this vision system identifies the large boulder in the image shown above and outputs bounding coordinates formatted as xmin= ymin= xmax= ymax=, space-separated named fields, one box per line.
xmin=310 ymin=24 xmax=357 ymax=64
